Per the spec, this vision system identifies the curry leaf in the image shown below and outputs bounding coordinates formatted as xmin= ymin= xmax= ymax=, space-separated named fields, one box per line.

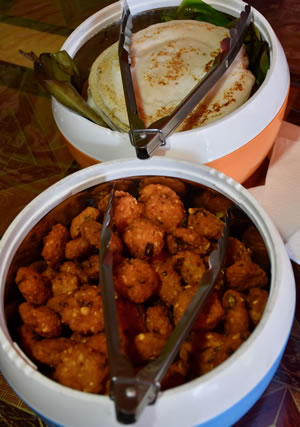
xmin=176 ymin=0 xmax=233 ymax=26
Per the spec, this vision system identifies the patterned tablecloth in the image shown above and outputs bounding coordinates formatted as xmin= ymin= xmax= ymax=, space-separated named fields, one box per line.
xmin=0 ymin=0 xmax=299 ymax=426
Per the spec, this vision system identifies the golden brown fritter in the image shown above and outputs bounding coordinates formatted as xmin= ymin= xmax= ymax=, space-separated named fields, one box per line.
xmin=247 ymin=288 xmax=269 ymax=326
xmin=114 ymin=258 xmax=159 ymax=303
xmin=152 ymin=259 xmax=183 ymax=306
xmin=42 ymin=265 xmax=57 ymax=281
xmin=173 ymin=288 xmax=224 ymax=331
xmin=166 ymin=227 xmax=210 ymax=255
xmin=139 ymin=184 xmax=186 ymax=232
xmin=16 ymin=267 xmax=51 ymax=305
xmin=171 ymin=250 xmax=206 ymax=286
xmin=134 ymin=332 xmax=167 ymax=360
xmin=192 ymin=189 xmax=233 ymax=218
xmin=123 ymin=217 xmax=165 ymax=258
xmin=80 ymin=219 xmax=102 ymax=247
xmin=138 ymin=177 xmax=186 ymax=197
xmin=188 ymin=208 xmax=224 ymax=240
xmin=65 ymin=236 xmax=92 ymax=260
xmin=98 ymin=191 xmax=143 ymax=232
xmin=193 ymin=291 xmax=225 ymax=331
xmin=70 ymin=207 xmax=100 ymax=239
xmin=60 ymin=261 xmax=89 ymax=284
xmin=42 ymin=224 xmax=70 ymax=267
xmin=60 ymin=285 xmax=104 ymax=334
xmin=193 ymin=332 xmax=229 ymax=375
xmin=225 ymin=237 xmax=251 ymax=266
xmin=18 ymin=325 xmax=40 ymax=358
xmin=225 ymin=257 xmax=268 ymax=291
xmin=222 ymin=290 xmax=250 ymax=337
xmin=81 ymin=254 xmax=99 ymax=280
xmin=146 ymin=306 xmax=172 ymax=337
xmin=113 ymin=191 xmax=144 ymax=232
xmin=47 ymin=294 xmax=68 ymax=313
xmin=19 ymin=302 xmax=62 ymax=338
xmin=116 ymin=298 xmax=146 ymax=336
xmin=51 ymin=271 xmax=79 ymax=296
xmin=53 ymin=344 xmax=108 ymax=393
xmin=91 ymin=180 xmax=135 ymax=206
xmin=32 ymin=337 xmax=74 ymax=367
xmin=71 ymin=332 xmax=108 ymax=358
xmin=80 ymin=220 xmax=124 ymax=254
xmin=242 ymin=225 xmax=270 ymax=271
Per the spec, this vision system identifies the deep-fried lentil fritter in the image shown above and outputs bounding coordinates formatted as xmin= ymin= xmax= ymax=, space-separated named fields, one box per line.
xmin=70 ymin=207 xmax=100 ymax=239
xmin=113 ymin=191 xmax=144 ymax=232
xmin=51 ymin=271 xmax=79 ymax=296
xmin=41 ymin=265 xmax=56 ymax=281
xmin=60 ymin=261 xmax=89 ymax=284
xmin=192 ymin=189 xmax=233 ymax=218
xmin=247 ymin=288 xmax=269 ymax=326
xmin=242 ymin=225 xmax=270 ymax=271
xmin=116 ymin=299 xmax=146 ymax=336
xmin=53 ymin=343 xmax=108 ymax=393
xmin=60 ymin=285 xmax=104 ymax=334
xmin=81 ymin=254 xmax=99 ymax=280
xmin=193 ymin=332 xmax=229 ymax=375
xmin=171 ymin=250 xmax=206 ymax=286
xmin=16 ymin=267 xmax=51 ymax=305
xmin=173 ymin=288 xmax=224 ymax=331
xmin=71 ymin=332 xmax=108 ymax=358
xmin=146 ymin=306 xmax=172 ymax=337
xmin=32 ymin=337 xmax=74 ymax=367
xmin=18 ymin=325 xmax=40 ymax=358
xmin=47 ymin=294 xmax=68 ymax=313
xmin=225 ymin=237 xmax=251 ymax=266
xmin=42 ymin=224 xmax=70 ymax=267
xmin=80 ymin=219 xmax=101 ymax=247
xmin=193 ymin=291 xmax=225 ymax=331
xmin=152 ymin=259 xmax=183 ymax=306
xmin=123 ymin=217 xmax=165 ymax=258
xmin=139 ymin=184 xmax=186 ymax=232
xmin=98 ymin=191 xmax=143 ymax=232
xmin=225 ymin=257 xmax=268 ymax=291
xmin=223 ymin=333 xmax=245 ymax=354
xmin=134 ymin=332 xmax=167 ymax=360
xmin=114 ymin=258 xmax=159 ymax=303
xmin=80 ymin=220 xmax=123 ymax=255
xmin=19 ymin=302 xmax=62 ymax=338
xmin=188 ymin=208 xmax=224 ymax=240
xmin=166 ymin=227 xmax=210 ymax=255
xmin=138 ymin=177 xmax=187 ymax=197
xmin=222 ymin=290 xmax=250 ymax=337
xmin=91 ymin=180 xmax=135 ymax=206
xmin=65 ymin=236 xmax=92 ymax=260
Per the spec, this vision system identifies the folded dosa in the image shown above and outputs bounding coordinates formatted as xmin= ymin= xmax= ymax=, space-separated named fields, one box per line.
xmin=88 ymin=20 xmax=255 ymax=132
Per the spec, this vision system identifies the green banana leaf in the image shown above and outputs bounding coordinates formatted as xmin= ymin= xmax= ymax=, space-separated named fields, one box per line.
xmin=19 ymin=50 xmax=108 ymax=127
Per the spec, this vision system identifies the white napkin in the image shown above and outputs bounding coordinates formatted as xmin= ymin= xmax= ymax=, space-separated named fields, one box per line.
xmin=249 ymin=121 xmax=300 ymax=264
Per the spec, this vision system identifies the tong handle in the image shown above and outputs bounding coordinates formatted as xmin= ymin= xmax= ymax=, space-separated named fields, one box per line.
xmin=113 ymin=211 xmax=230 ymax=424
xmin=99 ymin=186 xmax=139 ymax=411
xmin=125 ymin=5 xmax=251 ymax=159
xmin=136 ymin=211 xmax=230 ymax=386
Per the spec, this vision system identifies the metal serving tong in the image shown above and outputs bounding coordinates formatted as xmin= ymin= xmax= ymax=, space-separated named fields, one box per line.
xmin=99 ymin=187 xmax=231 ymax=424
xmin=119 ymin=1 xmax=252 ymax=159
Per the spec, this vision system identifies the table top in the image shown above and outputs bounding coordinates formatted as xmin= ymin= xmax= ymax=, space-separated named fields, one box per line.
xmin=0 ymin=1 xmax=299 ymax=426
